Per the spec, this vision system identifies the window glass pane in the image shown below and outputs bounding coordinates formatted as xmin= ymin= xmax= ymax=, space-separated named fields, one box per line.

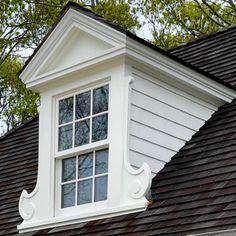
xmin=75 ymin=120 xmax=90 ymax=147
xmin=59 ymin=97 xmax=73 ymax=125
xmin=95 ymin=175 xmax=107 ymax=202
xmin=92 ymin=114 xmax=108 ymax=142
xmin=75 ymin=91 xmax=91 ymax=119
xmin=93 ymin=85 xmax=109 ymax=114
xmin=78 ymin=152 xmax=93 ymax=178
xmin=61 ymin=183 xmax=75 ymax=208
xmin=62 ymin=157 xmax=76 ymax=182
xmin=78 ymin=179 xmax=92 ymax=205
xmin=95 ymin=149 xmax=108 ymax=175
xmin=58 ymin=124 xmax=73 ymax=151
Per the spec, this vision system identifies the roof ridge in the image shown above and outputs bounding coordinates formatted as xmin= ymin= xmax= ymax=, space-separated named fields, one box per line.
xmin=0 ymin=115 xmax=39 ymax=142
xmin=168 ymin=24 xmax=236 ymax=52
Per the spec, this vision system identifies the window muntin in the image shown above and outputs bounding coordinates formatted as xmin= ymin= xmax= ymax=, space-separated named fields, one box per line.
xmin=58 ymin=85 xmax=109 ymax=152
xmin=61 ymin=149 xmax=109 ymax=208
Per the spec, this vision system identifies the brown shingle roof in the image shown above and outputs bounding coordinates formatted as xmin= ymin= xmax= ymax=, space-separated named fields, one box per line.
xmin=2 ymin=3 xmax=236 ymax=236
xmin=0 ymin=117 xmax=38 ymax=235
xmin=169 ymin=25 xmax=236 ymax=87
xmin=2 ymin=101 xmax=236 ymax=235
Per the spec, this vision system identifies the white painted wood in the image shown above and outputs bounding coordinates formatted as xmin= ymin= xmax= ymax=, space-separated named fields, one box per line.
xmin=133 ymin=75 xmax=215 ymax=120
xmin=130 ymin=151 xmax=166 ymax=177
xmin=131 ymin=121 xmax=186 ymax=152
xmin=131 ymin=105 xmax=194 ymax=141
xmin=20 ymin=8 xmax=126 ymax=87
xmin=130 ymin=136 xmax=177 ymax=163
xmin=132 ymin=90 xmax=205 ymax=130
xmin=126 ymin=37 xmax=236 ymax=103
xmin=132 ymin=69 xmax=219 ymax=110
xmin=129 ymin=71 xmax=220 ymax=174
xmin=39 ymin=30 xmax=113 ymax=74
xmin=18 ymin=59 xmax=151 ymax=233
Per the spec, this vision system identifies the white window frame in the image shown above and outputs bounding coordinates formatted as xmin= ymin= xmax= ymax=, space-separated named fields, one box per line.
xmin=55 ymin=82 xmax=110 ymax=158
xmin=54 ymin=81 xmax=110 ymax=217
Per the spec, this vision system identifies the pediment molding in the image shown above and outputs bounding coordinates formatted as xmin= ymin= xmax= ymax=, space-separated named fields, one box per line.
xmin=20 ymin=8 xmax=126 ymax=90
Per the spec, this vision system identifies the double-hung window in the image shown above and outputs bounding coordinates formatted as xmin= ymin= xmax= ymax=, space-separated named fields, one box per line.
xmin=56 ymin=84 xmax=109 ymax=209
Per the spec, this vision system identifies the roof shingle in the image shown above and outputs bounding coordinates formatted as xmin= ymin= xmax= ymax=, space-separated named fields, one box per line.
xmin=0 ymin=117 xmax=38 ymax=235
xmin=169 ymin=25 xmax=236 ymax=87
xmin=2 ymin=101 xmax=236 ymax=235
xmin=2 ymin=3 xmax=236 ymax=236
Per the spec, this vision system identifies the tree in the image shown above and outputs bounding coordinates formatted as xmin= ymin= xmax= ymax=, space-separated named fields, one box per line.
xmin=0 ymin=57 xmax=39 ymax=134
xmin=0 ymin=0 xmax=140 ymax=135
xmin=141 ymin=0 xmax=236 ymax=48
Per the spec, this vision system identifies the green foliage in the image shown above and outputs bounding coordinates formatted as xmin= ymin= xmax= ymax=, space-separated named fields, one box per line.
xmin=141 ymin=0 xmax=236 ymax=48
xmin=0 ymin=57 xmax=39 ymax=134
xmin=94 ymin=0 xmax=140 ymax=32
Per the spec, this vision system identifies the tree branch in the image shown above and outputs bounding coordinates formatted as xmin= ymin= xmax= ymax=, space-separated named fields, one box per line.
xmin=202 ymin=0 xmax=231 ymax=25
xmin=193 ymin=0 xmax=225 ymax=27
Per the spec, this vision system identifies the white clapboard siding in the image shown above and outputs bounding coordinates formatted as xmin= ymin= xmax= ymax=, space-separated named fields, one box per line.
xmin=129 ymin=72 xmax=218 ymax=175
xmin=131 ymin=106 xmax=194 ymax=141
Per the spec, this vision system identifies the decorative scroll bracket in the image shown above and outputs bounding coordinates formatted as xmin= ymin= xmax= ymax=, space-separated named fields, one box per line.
xmin=122 ymin=76 xmax=152 ymax=202
xmin=19 ymin=183 xmax=39 ymax=221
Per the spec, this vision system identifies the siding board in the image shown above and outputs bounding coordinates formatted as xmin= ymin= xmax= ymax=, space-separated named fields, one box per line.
xmin=133 ymin=76 xmax=215 ymax=119
xmin=129 ymin=72 xmax=218 ymax=174
xmin=132 ymin=90 xmax=205 ymax=130
xmin=131 ymin=105 xmax=194 ymax=140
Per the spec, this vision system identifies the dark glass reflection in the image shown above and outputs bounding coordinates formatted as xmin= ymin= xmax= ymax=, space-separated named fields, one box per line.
xmin=78 ymin=152 xmax=93 ymax=178
xmin=59 ymin=97 xmax=73 ymax=125
xmin=95 ymin=149 xmax=108 ymax=175
xmin=95 ymin=175 xmax=107 ymax=202
xmin=61 ymin=183 xmax=75 ymax=208
xmin=58 ymin=124 xmax=73 ymax=151
xmin=75 ymin=91 xmax=91 ymax=120
xmin=93 ymin=85 xmax=109 ymax=115
xmin=62 ymin=157 xmax=76 ymax=182
xmin=75 ymin=120 xmax=90 ymax=147
xmin=92 ymin=114 xmax=108 ymax=142
xmin=77 ymin=179 xmax=92 ymax=205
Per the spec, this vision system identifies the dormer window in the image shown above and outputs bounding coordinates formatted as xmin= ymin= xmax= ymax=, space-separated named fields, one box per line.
xmin=56 ymin=84 xmax=109 ymax=211
xmin=57 ymin=84 xmax=109 ymax=152
xmin=18 ymin=4 xmax=153 ymax=232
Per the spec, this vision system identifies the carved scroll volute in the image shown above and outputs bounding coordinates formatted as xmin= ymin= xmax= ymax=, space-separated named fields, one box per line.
xmin=123 ymin=76 xmax=152 ymax=201
xmin=19 ymin=183 xmax=39 ymax=221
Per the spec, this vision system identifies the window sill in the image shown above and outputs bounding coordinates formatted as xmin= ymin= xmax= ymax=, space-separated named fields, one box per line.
xmin=18 ymin=201 xmax=148 ymax=233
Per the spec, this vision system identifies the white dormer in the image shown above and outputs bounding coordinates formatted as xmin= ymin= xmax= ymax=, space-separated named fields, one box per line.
xmin=18 ymin=3 xmax=236 ymax=233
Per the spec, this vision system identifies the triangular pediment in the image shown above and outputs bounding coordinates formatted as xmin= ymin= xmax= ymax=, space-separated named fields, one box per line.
xmin=38 ymin=28 xmax=113 ymax=75
xmin=20 ymin=7 xmax=126 ymax=90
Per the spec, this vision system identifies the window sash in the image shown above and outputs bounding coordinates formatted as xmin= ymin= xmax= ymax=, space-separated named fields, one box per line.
xmin=56 ymin=83 xmax=109 ymax=154
xmin=60 ymin=148 xmax=109 ymax=208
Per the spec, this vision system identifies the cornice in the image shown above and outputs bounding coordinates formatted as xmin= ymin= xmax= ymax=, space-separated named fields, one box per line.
xmin=126 ymin=37 xmax=236 ymax=103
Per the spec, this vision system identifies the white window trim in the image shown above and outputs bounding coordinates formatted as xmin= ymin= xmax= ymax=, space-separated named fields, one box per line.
xmin=54 ymin=81 xmax=110 ymax=216
xmin=55 ymin=82 xmax=110 ymax=158
xmin=56 ymin=146 xmax=109 ymax=217
xmin=18 ymin=74 xmax=151 ymax=233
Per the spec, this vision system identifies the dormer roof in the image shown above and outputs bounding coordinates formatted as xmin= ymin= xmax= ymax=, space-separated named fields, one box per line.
xmin=19 ymin=1 xmax=236 ymax=93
